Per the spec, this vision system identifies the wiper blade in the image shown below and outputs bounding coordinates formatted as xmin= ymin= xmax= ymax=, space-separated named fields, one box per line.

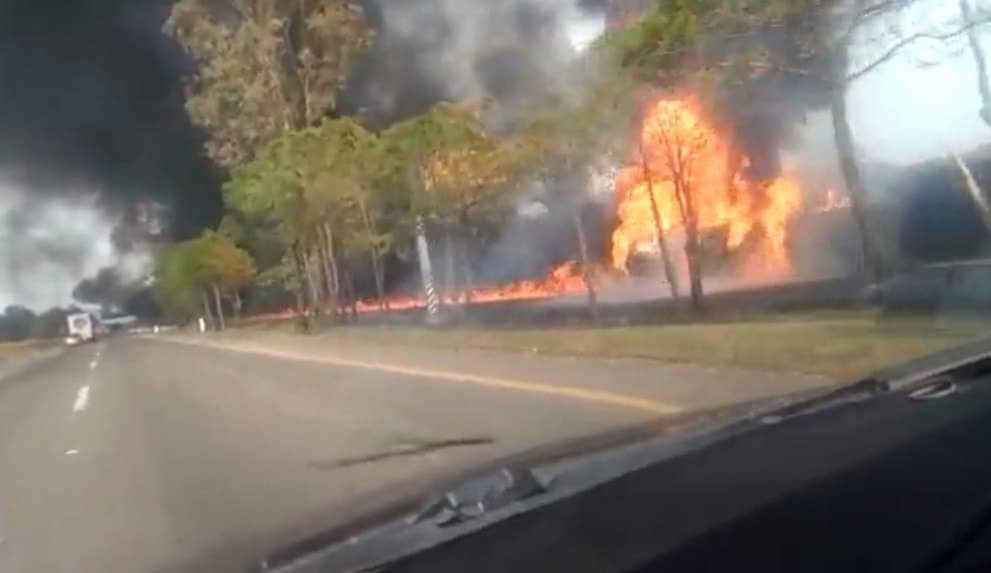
xmin=413 ymin=467 xmax=549 ymax=527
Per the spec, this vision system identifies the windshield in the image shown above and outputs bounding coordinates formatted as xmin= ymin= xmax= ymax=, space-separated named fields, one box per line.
xmin=0 ymin=0 xmax=990 ymax=571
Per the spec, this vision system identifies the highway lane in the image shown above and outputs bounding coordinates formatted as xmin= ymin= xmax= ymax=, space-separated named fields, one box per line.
xmin=0 ymin=337 xmax=656 ymax=573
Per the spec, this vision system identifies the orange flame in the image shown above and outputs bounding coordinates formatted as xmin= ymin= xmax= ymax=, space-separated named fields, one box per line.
xmin=252 ymin=99 xmax=810 ymax=322
xmin=353 ymin=261 xmax=587 ymax=314
xmin=611 ymin=99 xmax=803 ymax=280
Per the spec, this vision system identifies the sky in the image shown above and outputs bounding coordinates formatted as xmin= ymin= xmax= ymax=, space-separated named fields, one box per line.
xmin=847 ymin=0 xmax=991 ymax=164
xmin=0 ymin=0 xmax=988 ymax=310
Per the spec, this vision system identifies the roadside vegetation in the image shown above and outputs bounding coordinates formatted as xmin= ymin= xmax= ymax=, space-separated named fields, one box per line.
xmin=209 ymin=310 xmax=988 ymax=381
xmin=0 ymin=339 xmax=57 ymax=362
xmin=152 ymin=0 xmax=991 ymax=334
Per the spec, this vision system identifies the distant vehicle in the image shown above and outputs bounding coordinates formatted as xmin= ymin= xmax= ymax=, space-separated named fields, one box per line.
xmin=66 ymin=313 xmax=96 ymax=343
xmin=63 ymin=334 xmax=83 ymax=346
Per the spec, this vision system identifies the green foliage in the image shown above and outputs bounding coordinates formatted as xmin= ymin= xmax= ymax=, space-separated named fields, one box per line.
xmin=154 ymin=241 xmax=205 ymax=319
xmin=597 ymin=0 xmax=828 ymax=91
xmin=153 ymin=232 xmax=257 ymax=319
xmin=381 ymin=102 xmax=521 ymax=225
xmin=165 ymin=0 xmax=373 ymax=167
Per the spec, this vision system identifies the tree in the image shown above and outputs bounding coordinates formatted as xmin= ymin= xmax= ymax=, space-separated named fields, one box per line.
xmin=603 ymin=0 xmax=991 ymax=285
xmin=165 ymin=0 xmax=373 ymax=167
xmin=828 ymin=0 xmax=991 ymax=282
xmin=641 ymin=99 xmax=711 ymax=312
xmin=154 ymin=242 xmax=208 ymax=322
xmin=153 ymin=232 xmax=256 ymax=329
xmin=310 ymin=119 xmax=396 ymax=312
xmin=198 ymin=231 xmax=258 ymax=326
xmin=224 ymin=136 xmax=319 ymax=327
xmin=961 ymin=0 xmax=991 ymax=127
xmin=380 ymin=102 xmax=512 ymax=305
xmin=602 ymin=0 xmax=989 ymax=283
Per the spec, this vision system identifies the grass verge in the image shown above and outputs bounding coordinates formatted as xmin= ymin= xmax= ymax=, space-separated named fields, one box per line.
xmin=0 ymin=340 xmax=55 ymax=363
xmin=224 ymin=311 xmax=990 ymax=381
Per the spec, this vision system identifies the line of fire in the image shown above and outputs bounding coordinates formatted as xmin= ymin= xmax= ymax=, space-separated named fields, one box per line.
xmin=250 ymin=107 xmax=991 ymax=322
xmin=245 ymin=0 xmax=991 ymax=324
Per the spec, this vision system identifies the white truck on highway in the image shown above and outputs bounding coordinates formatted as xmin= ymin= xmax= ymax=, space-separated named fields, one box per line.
xmin=66 ymin=313 xmax=96 ymax=344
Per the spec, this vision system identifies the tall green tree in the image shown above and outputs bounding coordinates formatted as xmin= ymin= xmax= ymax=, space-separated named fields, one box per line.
xmin=154 ymin=241 xmax=210 ymax=322
xmin=198 ymin=231 xmax=258 ymax=327
xmin=223 ymin=136 xmax=319 ymax=326
xmin=381 ymin=102 xmax=521 ymax=303
xmin=153 ymin=232 xmax=256 ymax=329
xmin=165 ymin=0 xmax=373 ymax=167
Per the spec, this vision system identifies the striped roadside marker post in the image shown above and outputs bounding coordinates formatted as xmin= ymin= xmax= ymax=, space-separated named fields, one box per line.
xmin=416 ymin=216 xmax=442 ymax=324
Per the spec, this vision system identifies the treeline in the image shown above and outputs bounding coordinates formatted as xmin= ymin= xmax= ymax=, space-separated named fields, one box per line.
xmin=153 ymin=0 xmax=989 ymax=327
xmin=0 ymin=306 xmax=81 ymax=342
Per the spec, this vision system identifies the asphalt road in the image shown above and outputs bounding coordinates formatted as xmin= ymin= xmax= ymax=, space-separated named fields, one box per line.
xmin=0 ymin=337 xmax=666 ymax=573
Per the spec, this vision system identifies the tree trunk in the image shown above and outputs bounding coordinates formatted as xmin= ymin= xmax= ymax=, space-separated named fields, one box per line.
xmin=954 ymin=154 xmax=991 ymax=234
xmin=571 ymin=207 xmax=598 ymax=317
xmin=315 ymin=230 xmax=336 ymax=316
xmin=831 ymin=80 xmax=884 ymax=285
xmin=683 ymin=220 xmax=705 ymax=313
xmin=345 ymin=271 xmax=358 ymax=320
xmin=211 ymin=283 xmax=226 ymax=331
xmin=459 ymin=213 xmax=474 ymax=306
xmin=232 ymin=291 xmax=243 ymax=321
xmin=291 ymin=243 xmax=312 ymax=332
xmin=356 ymin=196 xmax=387 ymax=312
xmin=640 ymin=143 xmax=680 ymax=300
xmin=322 ymin=222 xmax=341 ymax=309
xmin=303 ymin=249 xmax=323 ymax=316
xmin=444 ymin=226 xmax=456 ymax=306
xmin=961 ymin=0 xmax=991 ymax=128
xmin=201 ymin=290 xmax=214 ymax=330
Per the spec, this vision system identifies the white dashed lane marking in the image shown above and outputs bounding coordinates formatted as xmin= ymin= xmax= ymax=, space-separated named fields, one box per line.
xmin=64 ymin=449 xmax=79 ymax=456
xmin=72 ymin=386 xmax=90 ymax=413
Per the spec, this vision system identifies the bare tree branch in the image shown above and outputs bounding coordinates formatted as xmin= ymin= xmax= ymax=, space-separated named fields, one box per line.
xmin=842 ymin=0 xmax=919 ymax=42
xmin=847 ymin=16 xmax=991 ymax=82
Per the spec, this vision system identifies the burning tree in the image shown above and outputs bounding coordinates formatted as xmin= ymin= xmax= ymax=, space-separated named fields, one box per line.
xmin=641 ymin=100 xmax=711 ymax=311
xmin=604 ymin=0 xmax=991 ymax=286
xmin=614 ymin=97 xmax=804 ymax=312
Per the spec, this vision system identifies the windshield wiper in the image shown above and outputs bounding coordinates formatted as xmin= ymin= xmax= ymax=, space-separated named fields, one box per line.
xmin=412 ymin=467 xmax=549 ymax=527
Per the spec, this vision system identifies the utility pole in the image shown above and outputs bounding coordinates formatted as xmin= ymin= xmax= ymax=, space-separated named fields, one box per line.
xmin=415 ymin=217 xmax=441 ymax=324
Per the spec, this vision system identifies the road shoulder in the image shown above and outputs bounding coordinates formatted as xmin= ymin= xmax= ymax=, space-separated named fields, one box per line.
xmin=149 ymin=332 xmax=834 ymax=415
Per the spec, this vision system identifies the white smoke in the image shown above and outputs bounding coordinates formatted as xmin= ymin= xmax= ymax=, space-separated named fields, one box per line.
xmin=0 ymin=179 xmax=153 ymax=310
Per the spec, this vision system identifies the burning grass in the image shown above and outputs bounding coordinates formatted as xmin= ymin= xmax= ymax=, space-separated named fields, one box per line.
xmin=300 ymin=311 xmax=988 ymax=381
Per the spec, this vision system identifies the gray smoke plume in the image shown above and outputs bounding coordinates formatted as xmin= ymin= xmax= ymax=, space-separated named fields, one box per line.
xmin=346 ymin=0 xmax=606 ymax=123
xmin=0 ymin=0 xmax=220 ymax=309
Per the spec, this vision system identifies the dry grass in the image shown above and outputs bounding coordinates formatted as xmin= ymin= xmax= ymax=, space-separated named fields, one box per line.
xmin=0 ymin=339 xmax=54 ymax=362
xmin=287 ymin=311 xmax=991 ymax=380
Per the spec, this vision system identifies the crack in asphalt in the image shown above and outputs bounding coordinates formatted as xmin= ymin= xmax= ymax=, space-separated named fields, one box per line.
xmin=309 ymin=437 xmax=496 ymax=470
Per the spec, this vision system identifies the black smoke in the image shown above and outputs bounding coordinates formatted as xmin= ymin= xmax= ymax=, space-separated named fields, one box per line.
xmin=0 ymin=0 xmax=222 ymax=239
xmin=344 ymin=0 xmax=606 ymax=124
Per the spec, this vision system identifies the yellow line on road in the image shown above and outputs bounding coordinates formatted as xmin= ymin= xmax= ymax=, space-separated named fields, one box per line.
xmin=156 ymin=337 xmax=682 ymax=415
